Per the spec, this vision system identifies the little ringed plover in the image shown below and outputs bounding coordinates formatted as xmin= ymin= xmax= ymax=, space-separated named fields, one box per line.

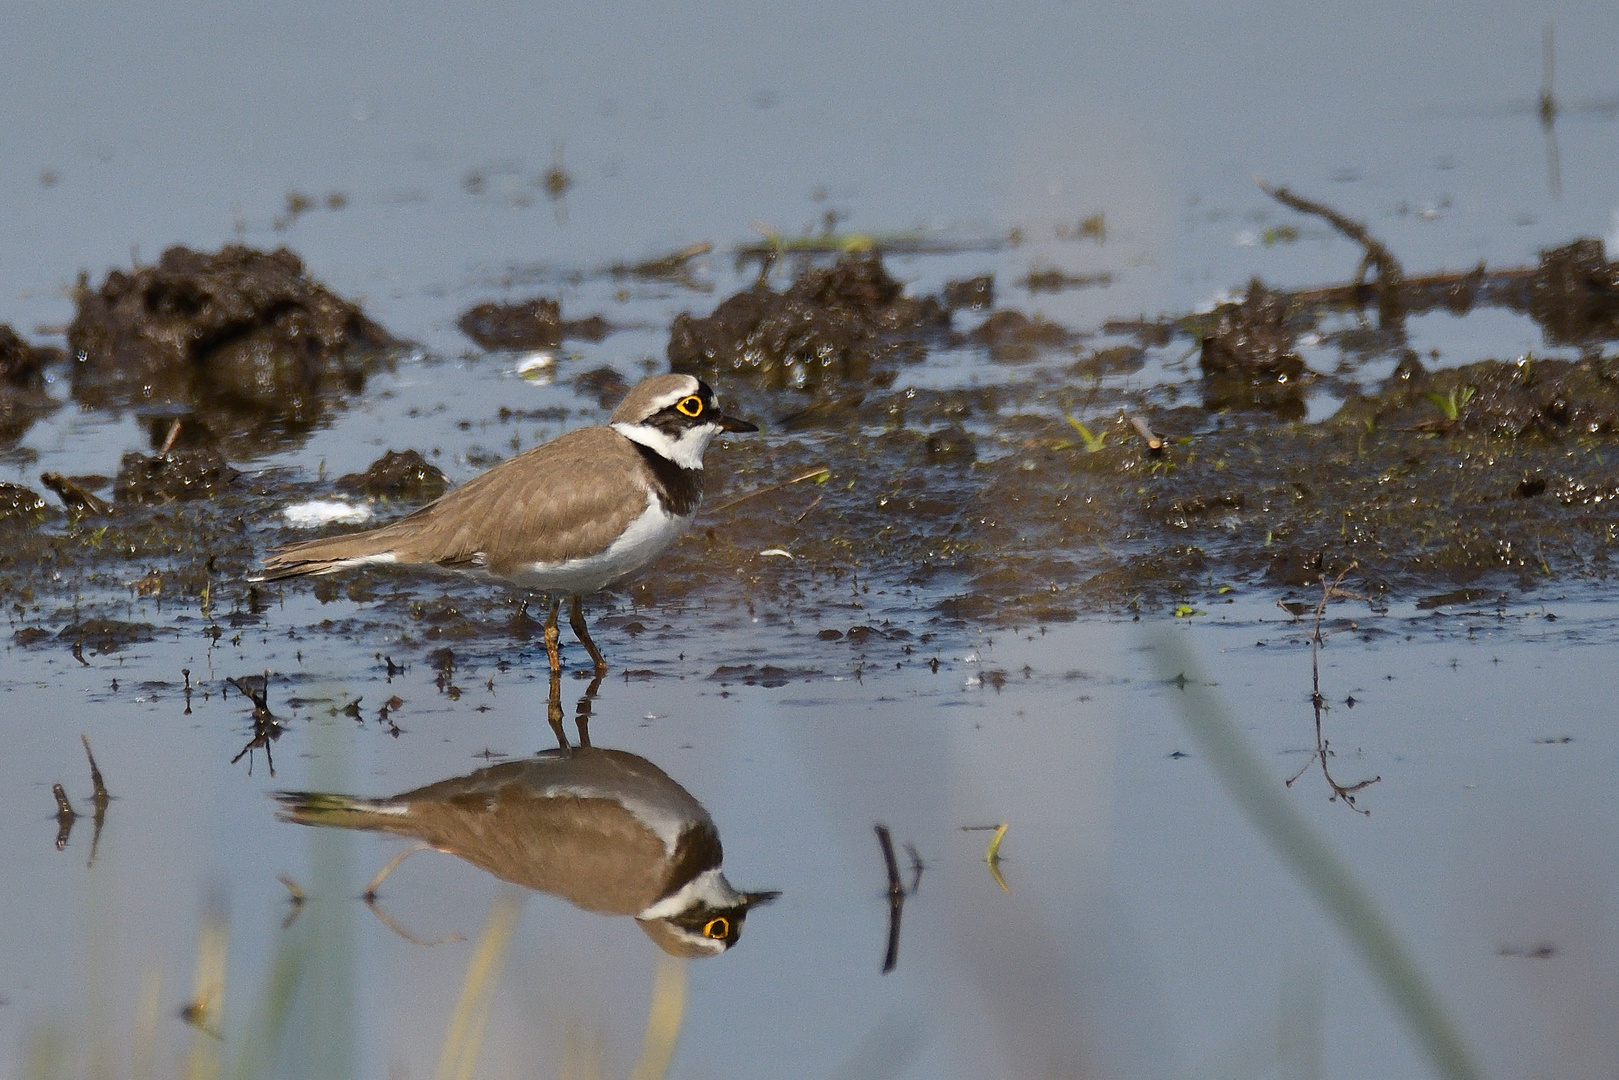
xmin=253 ymin=373 xmax=757 ymax=675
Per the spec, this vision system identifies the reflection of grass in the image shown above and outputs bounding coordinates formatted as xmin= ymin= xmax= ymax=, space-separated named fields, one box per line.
xmin=436 ymin=889 xmax=526 ymax=1080
xmin=1151 ymin=633 xmax=1480 ymax=1080
xmin=628 ymin=954 xmax=688 ymax=1080
xmin=22 ymin=793 xmax=687 ymax=1080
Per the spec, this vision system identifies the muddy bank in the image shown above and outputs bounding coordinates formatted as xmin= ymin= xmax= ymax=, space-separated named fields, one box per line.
xmin=7 ymin=236 xmax=1619 ymax=667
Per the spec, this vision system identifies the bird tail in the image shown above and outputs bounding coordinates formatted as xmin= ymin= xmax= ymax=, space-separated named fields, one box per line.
xmin=250 ymin=528 xmax=400 ymax=582
xmin=273 ymin=790 xmax=411 ymax=831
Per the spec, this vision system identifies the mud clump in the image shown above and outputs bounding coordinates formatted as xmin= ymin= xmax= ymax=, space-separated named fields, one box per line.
xmin=1341 ymin=356 xmax=1619 ymax=439
xmin=457 ymin=297 xmax=611 ymax=351
xmin=0 ymin=325 xmax=59 ymax=388
xmin=115 ymin=448 xmax=238 ymax=504
xmin=0 ymin=483 xmax=48 ymax=523
xmin=1199 ymin=282 xmax=1310 ymax=417
xmin=0 ymin=325 xmax=63 ymax=442
xmin=967 ymin=310 xmax=1069 ymax=363
xmin=924 ymin=424 xmax=977 ymax=464
xmin=667 ymin=254 xmax=949 ymax=395
xmin=1530 ymin=239 xmax=1619 ymax=344
xmin=337 ymin=449 xmax=449 ymax=501
xmin=41 ymin=473 xmax=112 ymax=515
xmin=573 ymin=366 xmax=632 ymax=409
xmin=942 ymin=275 xmax=995 ymax=311
xmin=68 ymin=245 xmax=397 ymax=451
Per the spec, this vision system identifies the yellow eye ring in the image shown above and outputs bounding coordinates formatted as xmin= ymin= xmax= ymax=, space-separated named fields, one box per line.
xmin=676 ymin=395 xmax=705 ymax=418
xmin=702 ymin=916 xmax=730 ymax=939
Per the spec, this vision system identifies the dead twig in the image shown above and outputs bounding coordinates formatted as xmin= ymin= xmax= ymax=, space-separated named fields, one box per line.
xmin=227 ymin=671 xmax=282 ymax=776
xmin=708 ymin=465 xmax=831 ymax=515
xmin=81 ymin=734 xmax=109 ymax=811
xmin=52 ymin=784 xmax=76 ymax=851
xmin=278 ymin=874 xmax=306 ymax=930
xmin=1129 ymin=416 xmax=1163 ymax=454
xmin=874 ymin=824 xmax=915 ymax=975
xmin=80 ymin=734 xmax=109 ymax=867
xmin=365 ymin=897 xmax=465 ymax=949
xmin=1284 ymin=563 xmax=1381 ymax=812
xmin=1258 ymin=180 xmax=1406 ymax=326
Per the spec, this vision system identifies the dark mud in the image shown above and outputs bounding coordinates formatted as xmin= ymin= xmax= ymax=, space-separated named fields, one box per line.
xmin=1197 ymin=282 xmax=1311 ymax=417
xmin=336 ymin=449 xmax=449 ymax=501
xmin=6 ymin=234 xmax=1619 ymax=669
xmin=456 ymin=297 xmax=611 ymax=351
xmin=68 ymin=245 xmax=400 ymax=456
xmin=0 ymin=325 xmax=63 ymax=444
xmin=668 ymin=253 xmax=951 ymax=395
xmin=115 ymin=447 xmax=239 ymax=504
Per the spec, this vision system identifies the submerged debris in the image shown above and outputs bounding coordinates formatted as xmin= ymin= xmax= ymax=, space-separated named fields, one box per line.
xmin=609 ymin=242 xmax=714 ymax=288
xmin=667 ymin=254 xmax=950 ymax=395
xmin=57 ymin=619 xmax=154 ymax=654
xmin=1021 ymin=268 xmax=1113 ymax=294
xmin=941 ymin=275 xmax=994 ymax=311
xmin=41 ymin=473 xmax=112 ymax=515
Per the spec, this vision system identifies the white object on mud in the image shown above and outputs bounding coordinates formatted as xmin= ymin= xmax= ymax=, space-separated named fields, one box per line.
xmin=283 ymin=500 xmax=374 ymax=527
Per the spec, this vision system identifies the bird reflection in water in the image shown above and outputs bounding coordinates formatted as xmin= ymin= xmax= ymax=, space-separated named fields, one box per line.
xmin=275 ymin=682 xmax=777 ymax=957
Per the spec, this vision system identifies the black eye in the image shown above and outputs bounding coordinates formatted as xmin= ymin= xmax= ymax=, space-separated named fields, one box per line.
xmin=675 ymin=395 xmax=705 ymax=418
xmin=702 ymin=916 xmax=729 ymax=939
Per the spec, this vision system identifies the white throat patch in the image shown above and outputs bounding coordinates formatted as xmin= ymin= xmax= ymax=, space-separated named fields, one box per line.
xmin=612 ymin=421 xmax=717 ymax=470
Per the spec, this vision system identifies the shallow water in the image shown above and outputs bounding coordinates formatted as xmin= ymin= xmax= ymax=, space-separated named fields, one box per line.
xmin=3 ymin=1 xmax=1619 ymax=1079
xmin=5 ymin=599 xmax=1618 ymax=1078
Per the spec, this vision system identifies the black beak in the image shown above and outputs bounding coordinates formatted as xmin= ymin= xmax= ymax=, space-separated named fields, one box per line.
xmin=741 ymin=889 xmax=782 ymax=909
xmin=718 ymin=414 xmax=759 ymax=433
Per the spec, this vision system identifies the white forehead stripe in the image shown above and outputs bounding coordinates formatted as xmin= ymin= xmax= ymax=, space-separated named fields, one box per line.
xmin=641 ymin=381 xmax=700 ymax=414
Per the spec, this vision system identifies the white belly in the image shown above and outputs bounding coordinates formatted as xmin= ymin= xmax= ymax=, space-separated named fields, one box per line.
xmin=505 ymin=495 xmax=689 ymax=594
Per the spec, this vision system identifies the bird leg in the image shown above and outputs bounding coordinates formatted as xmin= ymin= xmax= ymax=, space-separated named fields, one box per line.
xmin=569 ymin=594 xmax=608 ymax=676
xmin=574 ymin=673 xmax=603 ymax=748
xmin=545 ymin=667 xmax=568 ymax=750
xmin=543 ymin=597 xmax=562 ymax=676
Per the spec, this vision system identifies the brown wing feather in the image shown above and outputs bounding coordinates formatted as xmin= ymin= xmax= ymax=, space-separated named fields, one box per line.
xmin=257 ymin=426 xmax=653 ymax=578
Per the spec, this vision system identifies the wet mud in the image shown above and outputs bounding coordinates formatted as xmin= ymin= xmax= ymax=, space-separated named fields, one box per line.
xmin=5 ymin=226 xmax=1619 ymax=669
xmin=337 ymin=449 xmax=449 ymax=501
xmin=457 ymin=297 xmax=611 ymax=351
xmin=0 ymin=325 xmax=63 ymax=444
xmin=667 ymin=253 xmax=951 ymax=394
xmin=68 ymin=244 xmax=400 ymax=455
